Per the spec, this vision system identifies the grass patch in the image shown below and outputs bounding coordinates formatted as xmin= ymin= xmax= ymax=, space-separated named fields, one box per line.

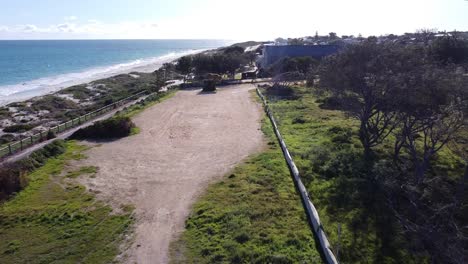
xmin=0 ymin=141 xmax=133 ymax=263
xmin=66 ymin=166 xmax=98 ymax=178
xmin=130 ymin=127 xmax=141 ymax=136
xmin=170 ymin=106 xmax=322 ymax=263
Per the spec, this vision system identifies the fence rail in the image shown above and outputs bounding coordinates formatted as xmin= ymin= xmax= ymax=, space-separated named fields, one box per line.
xmin=0 ymin=90 xmax=149 ymax=159
xmin=256 ymin=88 xmax=339 ymax=264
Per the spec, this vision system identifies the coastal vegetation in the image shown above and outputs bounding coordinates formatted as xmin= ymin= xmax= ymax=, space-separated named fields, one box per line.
xmin=0 ymin=141 xmax=133 ymax=263
xmin=0 ymin=140 xmax=66 ymax=200
xmin=314 ymin=37 xmax=467 ymax=263
xmin=263 ymin=86 xmax=423 ymax=263
xmin=2 ymin=124 xmax=36 ymax=133
xmin=0 ymin=71 xmax=165 ymax=145
xmin=175 ymin=44 xmax=255 ymax=78
xmin=70 ymin=116 xmax=136 ymax=140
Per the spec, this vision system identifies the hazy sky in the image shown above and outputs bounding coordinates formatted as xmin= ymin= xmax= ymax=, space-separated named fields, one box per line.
xmin=0 ymin=0 xmax=467 ymax=40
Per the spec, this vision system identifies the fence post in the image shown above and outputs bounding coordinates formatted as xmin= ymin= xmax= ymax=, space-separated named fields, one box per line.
xmin=20 ymin=140 xmax=23 ymax=151
xmin=30 ymin=136 xmax=33 ymax=144
xmin=8 ymin=144 xmax=12 ymax=155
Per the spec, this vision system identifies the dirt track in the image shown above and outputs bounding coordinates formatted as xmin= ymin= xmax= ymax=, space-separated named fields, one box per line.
xmin=75 ymin=84 xmax=264 ymax=264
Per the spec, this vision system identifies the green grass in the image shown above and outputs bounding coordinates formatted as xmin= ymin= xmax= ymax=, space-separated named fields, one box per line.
xmin=170 ymin=95 xmax=322 ymax=263
xmin=130 ymin=127 xmax=141 ymax=136
xmin=0 ymin=141 xmax=133 ymax=264
xmin=265 ymin=87 xmax=427 ymax=263
xmin=65 ymin=166 xmax=98 ymax=179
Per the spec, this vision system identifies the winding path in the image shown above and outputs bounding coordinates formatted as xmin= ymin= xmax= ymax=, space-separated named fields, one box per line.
xmin=75 ymin=84 xmax=264 ymax=264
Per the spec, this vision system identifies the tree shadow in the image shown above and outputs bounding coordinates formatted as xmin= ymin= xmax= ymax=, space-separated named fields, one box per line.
xmin=324 ymin=159 xmax=414 ymax=263
xmin=197 ymin=90 xmax=217 ymax=95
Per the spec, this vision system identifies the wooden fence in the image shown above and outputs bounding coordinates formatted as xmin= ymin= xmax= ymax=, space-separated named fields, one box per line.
xmin=256 ymin=88 xmax=339 ymax=264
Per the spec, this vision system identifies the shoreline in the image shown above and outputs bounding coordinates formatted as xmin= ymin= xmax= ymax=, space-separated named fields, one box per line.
xmin=0 ymin=48 xmax=205 ymax=106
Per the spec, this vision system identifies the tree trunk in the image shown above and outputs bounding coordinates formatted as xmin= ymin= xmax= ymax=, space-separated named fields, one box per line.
xmin=455 ymin=163 xmax=468 ymax=206
xmin=415 ymin=159 xmax=429 ymax=185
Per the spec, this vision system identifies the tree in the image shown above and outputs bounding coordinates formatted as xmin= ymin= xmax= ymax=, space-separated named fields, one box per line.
xmin=431 ymin=34 xmax=468 ymax=65
xmin=393 ymin=61 xmax=466 ymax=183
xmin=268 ymin=57 xmax=318 ymax=76
xmin=287 ymin=38 xmax=304 ymax=45
xmin=223 ymin=46 xmax=245 ymax=54
xmin=318 ymin=40 xmax=400 ymax=160
xmin=191 ymin=53 xmax=247 ymax=77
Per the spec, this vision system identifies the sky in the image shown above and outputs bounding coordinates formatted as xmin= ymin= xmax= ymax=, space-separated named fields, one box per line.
xmin=0 ymin=0 xmax=467 ymax=40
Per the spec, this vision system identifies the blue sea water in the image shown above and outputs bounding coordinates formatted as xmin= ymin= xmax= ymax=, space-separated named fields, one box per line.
xmin=0 ymin=39 xmax=230 ymax=103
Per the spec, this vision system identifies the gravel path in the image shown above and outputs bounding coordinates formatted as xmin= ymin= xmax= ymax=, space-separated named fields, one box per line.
xmin=75 ymin=84 xmax=264 ymax=264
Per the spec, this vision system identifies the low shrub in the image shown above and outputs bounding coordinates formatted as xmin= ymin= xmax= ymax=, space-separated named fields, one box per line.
xmin=0 ymin=140 xmax=66 ymax=200
xmin=3 ymin=124 xmax=35 ymax=133
xmin=265 ymin=85 xmax=299 ymax=100
xmin=202 ymin=80 xmax=217 ymax=92
xmin=31 ymin=95 xmax=78 ymax=112
xmin=0 ymin=134 xmax=15 ymax=145
xmin=46 ymin=130 xmax=56 ymax=140
xmin=70 ymin=116 xmax=135 ymax=140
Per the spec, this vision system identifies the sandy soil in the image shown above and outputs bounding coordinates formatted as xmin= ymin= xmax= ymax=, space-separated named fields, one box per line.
xmin=75 ymin=84 xmax=264 ymax=264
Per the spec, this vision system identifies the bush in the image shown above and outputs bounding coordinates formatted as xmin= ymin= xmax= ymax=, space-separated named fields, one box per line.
xmin=3 ymin=124 xmax=35 ymax=133
xmin=0 ymin=140 xmax=66 ymax=200
xmin=70 ymin=116 xmax=135 ymax=140
xmin=46 ymin=130 xmax=56 ymax=140
xmin=265 ymin=85 xmax=298 ymax=99
xmin=202 ymin=80 xmax=217 ymax=92
xmin=0 ymin=134 xmax=15 ymax=145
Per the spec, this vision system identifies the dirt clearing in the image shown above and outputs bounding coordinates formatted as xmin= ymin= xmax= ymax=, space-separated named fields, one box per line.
xmin=75 ymin=84 xmax=264 ymax=264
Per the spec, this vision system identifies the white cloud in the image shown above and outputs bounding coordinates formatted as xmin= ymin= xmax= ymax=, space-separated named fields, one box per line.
xmin=0 ymin=26 xmax=9 ymax=32
xmin=64 ymin=16 xmax=78 ymax=21
xmin=56 ymin=23 xmax=75 ymax=32
xmin=22 ymin=24 xmax=38 ymax=32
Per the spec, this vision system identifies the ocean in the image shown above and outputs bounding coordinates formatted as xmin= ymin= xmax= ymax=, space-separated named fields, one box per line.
xmin=0 ymin=39 xmax=230 ymax=104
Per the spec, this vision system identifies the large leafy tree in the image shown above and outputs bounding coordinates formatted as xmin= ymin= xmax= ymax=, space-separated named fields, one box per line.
xmin=318 ymin=40 xmax=400 ymax=160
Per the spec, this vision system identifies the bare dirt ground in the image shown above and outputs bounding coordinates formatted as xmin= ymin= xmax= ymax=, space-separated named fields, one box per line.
xmin=74 ymin=84 xmax=265 ymax=264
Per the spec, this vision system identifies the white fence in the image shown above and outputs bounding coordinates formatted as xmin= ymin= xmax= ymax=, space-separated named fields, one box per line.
xmin=256 ymin=88 xmax=339 ymax=264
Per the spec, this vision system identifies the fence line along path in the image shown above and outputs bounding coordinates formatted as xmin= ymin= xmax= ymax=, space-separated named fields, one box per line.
xmin=0 ymin=90 xmax=154 ymax=164
xmin=256 ymin=87 xmax=339 ymax=264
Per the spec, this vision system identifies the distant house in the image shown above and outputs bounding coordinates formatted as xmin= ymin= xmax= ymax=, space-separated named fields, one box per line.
xmin=258 ymin=44 xmax=342 ymax=68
